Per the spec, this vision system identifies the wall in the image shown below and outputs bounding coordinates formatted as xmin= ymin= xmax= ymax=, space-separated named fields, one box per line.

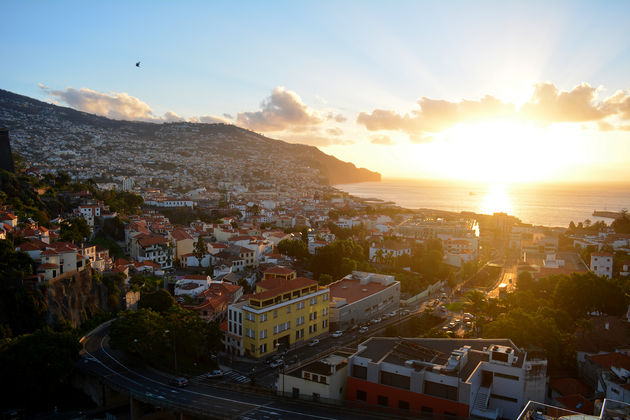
xmin=401 ymin=280 xmax=445 ymax=306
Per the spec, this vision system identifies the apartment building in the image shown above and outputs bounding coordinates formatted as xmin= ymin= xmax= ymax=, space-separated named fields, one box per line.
xmin=226 ymin=268 xmax=329 ymax=359
xmin=591 ymin=252 xmax=613 ymax=279
xmin=347 ymin=337 xmax=547 ymax=420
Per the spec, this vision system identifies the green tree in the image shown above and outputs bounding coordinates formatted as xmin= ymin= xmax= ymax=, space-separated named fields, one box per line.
xmin=60 ymin=217 xmax=91 ymax=243
xmin=301 ymin=227 xmax=309 ymax=245
xmin=138 ymin=289 xmax=175 ymax=313
xmin=278 ymin=239 xmax=310 ymax=260
xmin=193 ymin=236 xmax=207 ymax=266
xmin=318 ymin=274 xmax=333 ymax=286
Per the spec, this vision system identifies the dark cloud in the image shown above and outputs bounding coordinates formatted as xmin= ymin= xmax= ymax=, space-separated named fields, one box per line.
xmin=236 ymin=87 xmax=323 ymax=131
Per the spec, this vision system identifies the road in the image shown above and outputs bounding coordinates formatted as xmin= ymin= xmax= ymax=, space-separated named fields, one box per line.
xmin=80 ymin=324 xmax=408 ymax=420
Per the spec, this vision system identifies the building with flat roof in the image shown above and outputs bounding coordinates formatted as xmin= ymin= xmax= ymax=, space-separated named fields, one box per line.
xmin=328 ymin=271 xmax=400 ymax=330
xmin=226 ymin=274 xmax=330 ymax=359
xmin=276 ymin=351 xmax=352 ymax=403
xmin=347 ymin=337 xmax=547 ymax=420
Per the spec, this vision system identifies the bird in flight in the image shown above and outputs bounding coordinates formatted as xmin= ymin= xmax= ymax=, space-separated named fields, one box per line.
xmin=135 ymin=61 xmax=141 ymax=68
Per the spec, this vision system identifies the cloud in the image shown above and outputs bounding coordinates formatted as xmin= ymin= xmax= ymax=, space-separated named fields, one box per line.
xmin=163 ymin=111 xmax=185 ymax=123
xmin=223 ymin=113 xmax=234 ymax=120
xmin=236 ymin=87 xmax=323 ymax=131
xmin=357 ymin=82 xmax=630 ymax=137
xmin=357 ymin=95 xmax=515 ymax=135
xmin=326 ymin=127 xmax=344 ymax=136
xmin=189 ymin=115 xmax=231 ymax=124
xmin=370 ymin=135 xmax=394 ymax=145
xmin=281 ymin=134 xmax=354 ymax=147
xmin=327 ymin=112 xmax=347 ymax=123
xmin=42 ymin=86 xmax=160 ymax=121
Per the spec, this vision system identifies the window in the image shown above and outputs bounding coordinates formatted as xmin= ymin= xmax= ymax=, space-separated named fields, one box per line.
xmin=377 ymin=395 xmax=388 ymax=407
xmin=398 ymin=400 xmax=410 ymax=410
xmin=304 ymin=372 xmax=310 ymax=380
xmin=260 ymin=343 xmax=267 ymax=353
xmin=286 ymin=305 xmax=291 ymax=313
xmin=246 ymin=312 xmax=254 ymax=321
xmin=319 ymin=376 xmax=326 ymax=384
xmin=261 ymin=313 xmax=267 ymax=322
xmin=490 ymin=394 xmax=518 ymax=403
xmin=260 ymin=329 xmax=267 ymax=339
xmin=245 ymin=328 xmax=255 ymax=338
xmin=323 ymin=308 xmax=328 ymax=316
xmin=310 ymin=297 xmax=317 ymax=305
xmin=353 ymin=365 xmax=367 ymax=379
xmin=356 ymin=390 xmax=367 ymax=401
xmin=251 ymin=344 xmax=256 ymax=353
xmin=494 ymin=372 xmax=520 ymax=381
xmin=322 ymin=319 xmax=328 ymax=328
xmin=323 ymin=293 xmax=328 ymax=301
xmin=309 ymin=324 xmax=317 ymax=333
xmin=229 ymin=311 xmax=232 ymax=321
xmin=309 ymin=311 xmax=317 ymax=320
xmin=238 ymin=312 xmax=242 ymax=323
xmin=274 ymin=310 xmax=278 ymax=318
xmin=296 ymin=301 xmax=305 ymax=310
xmin=296 ymin=329 xmax=304 ymax=339
xmin=296 ymin=316 xmax=305 ymax=326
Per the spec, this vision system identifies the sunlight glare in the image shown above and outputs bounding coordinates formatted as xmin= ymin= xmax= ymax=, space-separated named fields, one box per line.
xmin=481 ymin=183 xmax=513 ymax=215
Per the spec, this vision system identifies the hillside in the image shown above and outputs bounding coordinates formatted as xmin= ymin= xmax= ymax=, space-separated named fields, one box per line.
xmin=0 ymin=89 xmax=380 ymax=186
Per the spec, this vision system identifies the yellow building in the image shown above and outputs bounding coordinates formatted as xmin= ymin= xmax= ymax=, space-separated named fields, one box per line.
xmin=227 ymin=268 xmax=329 ymax=359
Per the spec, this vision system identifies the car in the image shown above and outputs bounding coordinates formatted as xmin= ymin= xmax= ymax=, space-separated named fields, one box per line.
xmin=382 ymin=314 xmax=389 ymax=320
xmin=400 ymin=309 xmax=410 ymax=316
xmin=308 ymin=338 xmax=320 ymax=347
xmin=359 ymin=326 xmax=368 ymax=333
xmin=206 ymin=369 xmax=224 ymax=378
xmin=332 ymin=330 xmax=343 ymax=338
xmin=372 ymin=317 xmax=382 ymax=323
xmin=388 ymin=311 xmax=397 ymax=317
xmin=169 ymin=377 xmax=189 ymax=388
xmin=350 ymin=324 xmax=359 ymax=331
xmin=269 ymin=359 xmax=285 ymax=368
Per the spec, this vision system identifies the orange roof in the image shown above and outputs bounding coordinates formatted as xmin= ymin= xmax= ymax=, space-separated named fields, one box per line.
xmin=549 ymin=377 xmax=592 ymax=397
xmin=183 ymin=274 xmax=210 ymax=280
xmin=555 ymin=394 xmax=594 ymax=414
xmin=251 ymin=277 xmax=317 ymax=300
xmin=171 ymin=229 xmax=193 ymax=241
xmin=38 ymin=262 xmax=58 ymax=269
xmin=264 ymin=266 xmax=295 ymax=275
xmin=329 ymin=276 xmax=396 ymax=305
xmin=138 ymin=236 xmax=168 ymax=247
xmin=592 ymin=252 xmax=613 ymax=257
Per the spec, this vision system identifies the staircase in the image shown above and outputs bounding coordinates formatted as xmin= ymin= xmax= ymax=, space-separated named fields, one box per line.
xmin=471 ymin=386 xmax=500 ymax=420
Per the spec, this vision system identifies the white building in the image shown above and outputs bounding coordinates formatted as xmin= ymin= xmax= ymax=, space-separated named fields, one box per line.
xmin=591 ymin=252 xmax=613 ymax=278
xmin=174 ymin=274 xmax=212 ymax=297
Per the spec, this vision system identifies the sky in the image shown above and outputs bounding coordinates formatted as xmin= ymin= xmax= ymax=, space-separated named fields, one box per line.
xmin=2 ymin=1 xmax=630 ymax=184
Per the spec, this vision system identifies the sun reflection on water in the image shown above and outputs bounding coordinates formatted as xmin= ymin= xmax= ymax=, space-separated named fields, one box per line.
xmin=481 ymin=184 xmax=513 ymax=215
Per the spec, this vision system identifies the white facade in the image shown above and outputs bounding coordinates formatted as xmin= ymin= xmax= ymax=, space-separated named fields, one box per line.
xmin=591 ymin=253 xmax=613 ymax=278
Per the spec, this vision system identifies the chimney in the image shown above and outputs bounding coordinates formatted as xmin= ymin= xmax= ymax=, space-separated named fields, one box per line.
xmin=0 ymin=128 xmax=16 ymax=173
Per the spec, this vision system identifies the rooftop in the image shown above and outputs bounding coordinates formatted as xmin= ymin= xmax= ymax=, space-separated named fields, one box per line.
xmin=329 ymin=272 xmax=397 ymax=306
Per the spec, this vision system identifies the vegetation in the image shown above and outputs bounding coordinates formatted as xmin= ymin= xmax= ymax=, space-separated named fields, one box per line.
xmin=310 ymin=239 xmax=370 ymax=280
xmin=138 ymin=289 xmax=175 ymax=313
xmin=110 ymin=306 xmax=223 ymax=372
xmin=278 ymin=238 xmax=310 ymax=261
xmin=59 ymin=217 xmax=91 ymax=243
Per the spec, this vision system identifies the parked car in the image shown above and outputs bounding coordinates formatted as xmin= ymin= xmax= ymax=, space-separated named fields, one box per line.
xmin=270 ymin=359 xmax=285 ymax=368
xmin=359 ymin=326 xmax=368 ymax=333
xmin=332 ymin=330 xmax=343 ymax=338
xmin=169 ymin=377 xmax=189 ymax=388
xmin=372 ymin=317 xmax=382 ymax=323
xmin=400 ymin=309 xmax=410 ymax=316
xmin=388 ymin=311 xmax=398 ymax=317
xmin=206 ymin=369 xmax=224 ymax=378
xmin=308 ymin=338 xmax=320 ymax=347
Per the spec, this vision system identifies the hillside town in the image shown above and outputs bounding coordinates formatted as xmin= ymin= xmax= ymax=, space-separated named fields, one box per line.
xmin=3 ymin=119 xmax=630 ymax=420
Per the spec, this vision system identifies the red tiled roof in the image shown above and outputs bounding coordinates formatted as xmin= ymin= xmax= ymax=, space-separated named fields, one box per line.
xmin=252 ymin=277 xmax=317 ymax=300
xmin=171 ymin=229 xmax=193 ymax=241
xmin=549 ymin=377 xmax=592 ymax=397
xmin=183 ymin=274 xmax=210 ymax=280
xmin=38 ymin=262 xmax=58 ymax=269
xmin=17 ymin=242 xmax=42 ymax=251
xmin=138 ymin=236 xmax=168 ymax=247
xmin=555 ymin=394 xmax=594 ymax=415
xmin=592 ymin=252 xmax=613 ymax=257
xmin=264 ymin=266 xmax=295 ymax=275
xmin=587 ymin=352 xmax=630 ymax=371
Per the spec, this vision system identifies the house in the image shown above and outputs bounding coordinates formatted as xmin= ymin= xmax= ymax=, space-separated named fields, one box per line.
xmin=347 ymin=337 xmax=547 ymax=420
xmin=137 ymin=235 xmax=173 ymax=269
xmin=591 ymin=252 xmax=613 ymax=279
xmin=583 ymin=352 xmax=630 ymax=403
xmin=276 ymin=351 xmax=352 ymax=403
xmin=174 ymin=274 xmax=212 ymax=297
xmin=170 ymin=228 xmax=194 ymax=260
xmin=369 ymin=240 xmax=411 ymax=262
xmin=181 ymin=281 xmax=242 ymax=322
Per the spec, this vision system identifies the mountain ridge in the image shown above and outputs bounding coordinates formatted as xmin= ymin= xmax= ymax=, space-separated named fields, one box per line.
xmin=0 ymin=88 xmax=381 ymax=185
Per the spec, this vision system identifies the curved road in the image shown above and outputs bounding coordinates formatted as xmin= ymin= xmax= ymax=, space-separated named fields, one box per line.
xmin=80 ymin=325 xmax=392 ymax=420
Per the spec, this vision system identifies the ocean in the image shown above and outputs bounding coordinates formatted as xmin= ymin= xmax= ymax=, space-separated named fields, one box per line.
xmin=334 ymin=179 xmax=630 ymax=228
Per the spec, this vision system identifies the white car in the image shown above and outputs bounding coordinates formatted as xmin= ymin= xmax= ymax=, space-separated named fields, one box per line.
xmin=331 ymin=330 xmax=343 ymax=338
xmin=308 ymin=338 xmax=320 ymax=347
xmin=388 ymin=311 xmax=397 ymax=317
xmin=206 ymin=369 xmax=224 ymax=378
xmin=359 ymin=326 xmax=368 ymax=333
xmin=269 ymin=359 xmax=285 ymax=368
xmin=372 ymin=317 xmax=382 ymax=323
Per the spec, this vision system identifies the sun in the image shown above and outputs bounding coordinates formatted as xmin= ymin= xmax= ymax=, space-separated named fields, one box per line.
xmin=438 ymin=120 xmax=560 ymax=184
xmin=481 ymin=183 xmax=513 ymax=215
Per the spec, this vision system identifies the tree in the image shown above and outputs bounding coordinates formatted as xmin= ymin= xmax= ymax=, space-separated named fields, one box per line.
xmin=277 ymin=239 xmax=309 ymax=260
xmin=138 ymin=289 xmax=175 ymax=313
xmin=301 ymin=227 xmax=309 ymax=245
xmin=193 ymin=236 xmax=207 ymax=266
xmin=319 ymin=274 xmax=333 ymax=286
xmin=60 ymin=217 xmax=91 ymax=243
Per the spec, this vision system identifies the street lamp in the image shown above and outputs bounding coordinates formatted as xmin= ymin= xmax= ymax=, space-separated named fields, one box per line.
xmin=164 ymin=329 xmax=178 ymax=373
